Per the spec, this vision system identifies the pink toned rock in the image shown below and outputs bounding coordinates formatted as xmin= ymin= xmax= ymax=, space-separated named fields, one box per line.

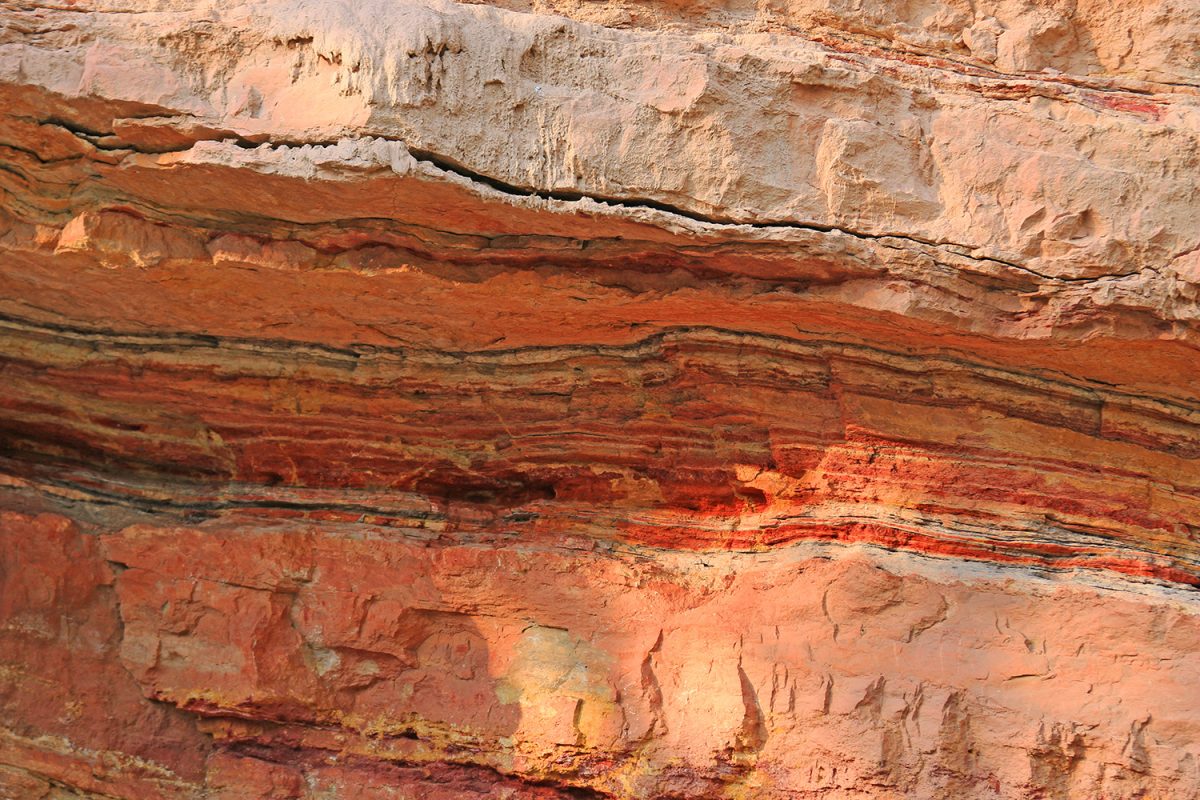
xmin=0 ymin=1 xmax=1198 ymax=798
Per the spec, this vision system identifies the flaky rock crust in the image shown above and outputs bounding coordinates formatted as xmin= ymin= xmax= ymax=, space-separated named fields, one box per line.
xmin=1 ymin=1 xmax=1198 ymax=798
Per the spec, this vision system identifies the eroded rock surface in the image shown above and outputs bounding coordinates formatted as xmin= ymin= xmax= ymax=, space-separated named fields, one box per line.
xmin=0 ymin=1 xmax=1198 ymax=798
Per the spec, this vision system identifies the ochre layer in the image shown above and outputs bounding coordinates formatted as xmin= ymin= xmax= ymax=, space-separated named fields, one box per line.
xmin=1 ymin=1 xmax=1198 ymax=798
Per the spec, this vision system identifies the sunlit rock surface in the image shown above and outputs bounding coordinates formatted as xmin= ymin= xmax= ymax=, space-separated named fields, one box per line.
xmin=1 ymin=1 xmax=1198 ymax=798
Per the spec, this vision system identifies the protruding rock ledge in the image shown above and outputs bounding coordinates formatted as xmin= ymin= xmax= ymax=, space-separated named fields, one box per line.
xmin=1 ymin=1 xmax=1199 ymax=799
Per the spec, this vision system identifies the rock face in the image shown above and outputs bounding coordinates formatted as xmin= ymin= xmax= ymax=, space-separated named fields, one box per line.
xmin=1 ymin=1 xmax=1199 ymax=798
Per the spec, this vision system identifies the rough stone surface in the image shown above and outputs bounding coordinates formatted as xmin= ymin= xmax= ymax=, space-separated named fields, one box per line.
xmin=1 ymin=1 xmax=1198 ymax=798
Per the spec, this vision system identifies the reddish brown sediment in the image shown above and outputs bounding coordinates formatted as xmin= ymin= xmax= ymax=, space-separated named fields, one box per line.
xmin=1 ymin=1 xmax=1198 ymax=798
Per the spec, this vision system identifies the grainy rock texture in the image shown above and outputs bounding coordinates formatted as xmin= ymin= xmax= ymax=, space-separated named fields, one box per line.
xmin=1 ymin=1 xmax=1199 ymax=798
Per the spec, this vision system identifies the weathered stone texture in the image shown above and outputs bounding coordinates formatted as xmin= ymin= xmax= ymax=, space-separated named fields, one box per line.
xmin=1 ymin=1 xmax=1198 ymax=798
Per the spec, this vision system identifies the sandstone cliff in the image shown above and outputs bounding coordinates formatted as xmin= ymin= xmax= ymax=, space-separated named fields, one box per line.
xmin=1 ymin=1 xmax=1198 ymax=798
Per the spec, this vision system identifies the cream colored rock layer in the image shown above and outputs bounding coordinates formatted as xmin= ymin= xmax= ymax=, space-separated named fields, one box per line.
xmin=2 ymin=2 xmax=1199 ymax=799
xmin=3 ymin=0 xmax=1199 ymax=287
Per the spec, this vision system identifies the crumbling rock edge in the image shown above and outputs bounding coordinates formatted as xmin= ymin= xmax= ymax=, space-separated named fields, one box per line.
xmin=1 ymin=1 xmax=1198 ymax=798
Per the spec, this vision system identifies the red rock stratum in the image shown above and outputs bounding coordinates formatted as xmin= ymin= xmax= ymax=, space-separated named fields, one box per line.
xmin=1 ymin=1 xmax=1199 ymax=798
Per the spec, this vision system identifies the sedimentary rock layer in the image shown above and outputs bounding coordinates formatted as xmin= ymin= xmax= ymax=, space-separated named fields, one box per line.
xmin=1 ymin=1 xmax=1198 ymax=798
